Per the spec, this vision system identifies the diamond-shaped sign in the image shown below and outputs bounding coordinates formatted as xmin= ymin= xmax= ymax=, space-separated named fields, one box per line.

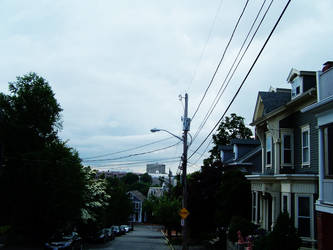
xmin=179 ymin=208 xmax=190 ymax=219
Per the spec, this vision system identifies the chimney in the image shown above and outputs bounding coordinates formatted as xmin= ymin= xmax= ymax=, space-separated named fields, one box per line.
xmin=322 ymin=61 xmax=333 ymax=72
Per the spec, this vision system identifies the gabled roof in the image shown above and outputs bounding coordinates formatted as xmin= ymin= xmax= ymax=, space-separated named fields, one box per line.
xmin=252 ymin=89 xmax=291 ymax=124
xmin=229 ymin=146 xmax=262 ymax=165
xmin=259 ymin=91 xmax=291 ymax=115
xmin=128 ymin=190 xmax=146 ymax=201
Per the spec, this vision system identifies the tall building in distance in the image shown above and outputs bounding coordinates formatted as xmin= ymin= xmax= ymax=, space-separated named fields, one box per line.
xmin=146 ymin=163 xmax=166 ymax=174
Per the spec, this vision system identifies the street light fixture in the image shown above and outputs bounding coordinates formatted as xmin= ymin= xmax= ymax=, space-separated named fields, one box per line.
xmin=150 ymin=128 xmax=183 ymax=142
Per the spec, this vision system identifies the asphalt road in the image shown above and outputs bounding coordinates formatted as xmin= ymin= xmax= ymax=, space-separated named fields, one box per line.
xmin=87 ymin=224 xmax=170 ymax=250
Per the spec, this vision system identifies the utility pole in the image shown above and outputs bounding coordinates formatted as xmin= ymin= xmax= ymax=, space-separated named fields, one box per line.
xmin=181 ymin=93 xmax=190 ymax=250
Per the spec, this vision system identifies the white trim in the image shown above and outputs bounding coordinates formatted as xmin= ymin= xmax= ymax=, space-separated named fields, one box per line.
xmin=301 ymin=125 xmax=310 ymax=167
xmin=281 ymin=129 xmax=294 ymax=166
xmin=316 ymin=201 xmax=333 ymax=214
xmin=265 ymin=132 xmax=272 ymax=167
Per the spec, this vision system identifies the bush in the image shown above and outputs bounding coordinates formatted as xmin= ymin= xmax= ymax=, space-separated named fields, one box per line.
xmin=227 ymin=216 xmax=256 ymax=243
xmin=254 ymin=212 xmax=301 ymax=250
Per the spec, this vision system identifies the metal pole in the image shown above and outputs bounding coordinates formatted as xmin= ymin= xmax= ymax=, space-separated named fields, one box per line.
xmin=182 ymin=93 xmax=190 ymax=250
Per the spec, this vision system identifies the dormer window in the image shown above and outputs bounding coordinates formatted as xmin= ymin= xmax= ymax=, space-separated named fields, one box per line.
xmin=287 ymin=68 xmax=316 ymax=100
xmin=291 ymin=76 xmax=303 ymax=98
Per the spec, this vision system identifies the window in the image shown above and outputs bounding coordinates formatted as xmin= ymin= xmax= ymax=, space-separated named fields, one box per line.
xmin=302 ymin=126 xmax=310 ymax=166
xmin=323 ymin=124 xmax=333 ymax=177
xmin=291 ymin=77 xmax=303 ymax=98
xmin=297 ymin=196 xmax=311 ymax=237
xmin=282 ymin=132 xmax=293 ymax=165
xmin=266 ymin=133 xmax=272 ymax=166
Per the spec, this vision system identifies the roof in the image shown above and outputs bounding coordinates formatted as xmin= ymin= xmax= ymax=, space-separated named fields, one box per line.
xmin=258 ymin=90 xmax=291 ymax=115
xmin=128 ymin=190 xmax=146 ymax=201
xmin=231 ymin=145 xmax=262 ymax=165
xmin=230 ymin=139 xmax=260 ymax=145
xmin=218 ymin=145 xmax=233 ymax=151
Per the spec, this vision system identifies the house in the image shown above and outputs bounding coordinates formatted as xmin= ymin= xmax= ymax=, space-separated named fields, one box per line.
xmin=302 ymin=61 xmax=333 ymax=250
xmin=246 ymin=67 xmax=319 ymax=247
xmin=128 ymin=190 xmax=146 ymax=223
xmin=147 ymin=183 xmax=168 ymax=199
xmin=219 ymin=138 xmax=262 ymax=174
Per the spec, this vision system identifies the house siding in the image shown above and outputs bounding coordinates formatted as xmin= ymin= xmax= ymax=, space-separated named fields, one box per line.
xmin=280 ymin=111 xmax=318 ymax=174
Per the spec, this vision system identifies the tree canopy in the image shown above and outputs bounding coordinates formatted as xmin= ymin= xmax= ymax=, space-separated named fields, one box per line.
xmin=0 ymin=73 xmax=86 ymax=243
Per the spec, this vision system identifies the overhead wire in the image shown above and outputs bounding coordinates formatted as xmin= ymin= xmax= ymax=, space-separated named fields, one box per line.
xmin=83 ymin=141 xmax=182 ymax=163
xmin=191 ymin=0 xmax=250 ymax=121
xmin=82 ymin=136 xmax=174 ymax=160
xmin=188 ymin=0 xmax=292 ymax=160
xmin=191 ymin=0 xmax=273 ymax=145
xmin=186 ymin=0 xmax=224 ymax=93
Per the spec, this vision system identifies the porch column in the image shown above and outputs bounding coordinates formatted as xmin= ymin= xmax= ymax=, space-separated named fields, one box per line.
xmin=274 ymin=139 xmax=281 ymax=175
xmin=271 ymin=192 xmax=281 ymax=230
xmin=318 ymin=127 xmax=324 ymax=203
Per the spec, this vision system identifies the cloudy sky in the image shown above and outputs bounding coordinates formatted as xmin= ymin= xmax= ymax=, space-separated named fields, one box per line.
xmin=1 ymin=0 xmax=332 ymax=174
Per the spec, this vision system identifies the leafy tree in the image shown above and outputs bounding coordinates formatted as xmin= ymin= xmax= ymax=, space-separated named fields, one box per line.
xmin=140 ymin=173 xmax=152 ymax=185
xmin=215 ymin=169 xmax=251 ymax=227
xmin=187 ymin=162 xmax=223 ymax=239
xmin=104 ymin=176 xmax=133 ymax=225
xmin=151 ymin=195 xmax=181 ymax=237
xmin=0 ymin=73 xmax=86 ymax=243
xmin=121 ymin=172 xmax=139 ymax=186
xmin=204 ymin=113 xmax=252 ymax=165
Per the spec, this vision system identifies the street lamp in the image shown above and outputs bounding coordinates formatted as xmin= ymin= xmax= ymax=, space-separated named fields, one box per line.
xmin=150 ymin=93 xmax=190 ymax=250
xmin=150 ymin=128 xmax=183 ymax=142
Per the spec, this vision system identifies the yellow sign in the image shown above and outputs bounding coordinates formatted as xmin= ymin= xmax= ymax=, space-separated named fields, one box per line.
xmin=179 ymin=208 xmax=190 ymax=219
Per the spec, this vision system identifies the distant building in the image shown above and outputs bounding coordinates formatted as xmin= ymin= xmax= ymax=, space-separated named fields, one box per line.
xmin=128 ymin=190 xmax=146 ymax=223
xmin=146 ymin=163 xmax=166 ymax=174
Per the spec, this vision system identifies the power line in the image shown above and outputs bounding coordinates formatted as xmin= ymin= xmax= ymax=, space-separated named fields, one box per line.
xmin=191 ymin=0 xmax=250 ymax=121
xmin=191 ymin=0 xmax=273 ymax=145
xmin=189 ymin=0 xmax=292 ymax=160
xmin=91 ymin=157 xmax=180 ymax=168
xmin=82 ymin=136 xmax=174 ymax=160
xmin=83 ymin=141 xmax=181 ymax=163
xmin=186 ymin=0 xmax=224 ymax=93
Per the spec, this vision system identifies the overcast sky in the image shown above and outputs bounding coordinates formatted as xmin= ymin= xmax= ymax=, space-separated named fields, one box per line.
xmin=1 ymin=0 xmax=332 ymax=174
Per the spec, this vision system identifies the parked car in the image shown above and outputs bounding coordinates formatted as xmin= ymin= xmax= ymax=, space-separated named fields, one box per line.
xmin=86 ymin=229 xmax=108 ymax=243
xmin=104 ymin=228 xmax=115 ymax=240
xmin=111 ymin=225 xmax=121 ymax=236
xmin=128 ymin=222 xmax=134 ymax=231
xmin=120 ymin=225 xmax=130 ymax=233
xmin=45 ymin=231 xmax=83 ymax=249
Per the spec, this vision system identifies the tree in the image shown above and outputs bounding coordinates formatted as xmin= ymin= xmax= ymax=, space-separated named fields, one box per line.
xmin=104 ymin=176 xmax=133 ymax=225
xmin=215 ymin=169 xmax=252 ymax=227
xmin=204 ymin=113 xmax=252 ymax=165
xmin=0 ymin=73 xmax=86 ymax=243
xmin=140 ymin=173 xmax=152 ymax=185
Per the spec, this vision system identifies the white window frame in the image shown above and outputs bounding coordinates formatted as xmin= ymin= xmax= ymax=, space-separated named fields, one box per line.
xmin=301 ymin=125 xmax=310 ymax=167
xmin=265 ymin=132 xmax=272 ymax=167
xmin=291 ymin=76 xmax=303 ymax=99
xmin=281 ymin=130 xmax=294 ymax=166
xmin=323 ymin=124 xmax=333 ymax=178
xmin=295 ymin=194 xmax=313 ymax=239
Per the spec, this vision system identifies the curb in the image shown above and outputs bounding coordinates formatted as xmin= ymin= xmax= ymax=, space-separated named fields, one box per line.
xmin=161 ymin=230 xmax=175 ymax=250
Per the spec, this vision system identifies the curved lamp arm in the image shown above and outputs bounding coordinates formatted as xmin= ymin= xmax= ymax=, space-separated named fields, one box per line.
xmin=150 ymin=128 xmax=183 ymax=142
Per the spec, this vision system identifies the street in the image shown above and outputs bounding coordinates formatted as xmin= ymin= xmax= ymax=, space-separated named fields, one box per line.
xmin=87 ymin=224 xmax=170 ymax=250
